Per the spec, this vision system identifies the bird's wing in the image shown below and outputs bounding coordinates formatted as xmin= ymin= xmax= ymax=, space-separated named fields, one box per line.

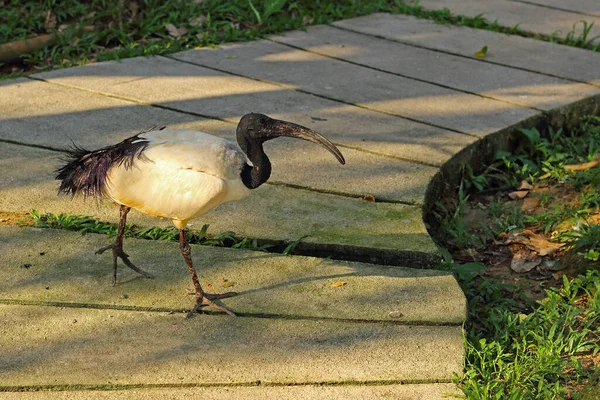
xmin=140 ymin=129 xmax=248 ymax=180
xmin=103 ymin=129 xmax=250 ymax=223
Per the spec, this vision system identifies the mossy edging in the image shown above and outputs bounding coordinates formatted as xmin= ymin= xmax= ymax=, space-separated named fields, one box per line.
xmin=422 ymin=93 xmax=600 ymax=242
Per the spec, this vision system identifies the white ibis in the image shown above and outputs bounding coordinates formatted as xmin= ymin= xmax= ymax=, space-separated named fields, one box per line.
xmin=55 ymin=113 xmax=345 ymax=317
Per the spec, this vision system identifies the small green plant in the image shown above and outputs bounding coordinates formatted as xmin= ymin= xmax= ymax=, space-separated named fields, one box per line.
xmin=562 ymin=222 xmax=600 ymax=255
xmin=457 ymin=271 xmax=600 ymax=399
xmin=26 ymin=209 xmax=272 ymax=251
xmin=282 ymin=235 xmax=309 ymax=256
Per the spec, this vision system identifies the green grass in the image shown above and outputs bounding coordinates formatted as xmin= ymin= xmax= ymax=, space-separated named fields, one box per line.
xmin=434 ymin=115 xmax=600 ymax=251
xmin=24 ymin=209 xmax=274 ymax=251
xmin=457 ymin=271 xmax=600 ymax=399
xmin=1 ymin=0 xmax=598 ymax=78
xmin=433 ymin=114 xmax=600 ymax=398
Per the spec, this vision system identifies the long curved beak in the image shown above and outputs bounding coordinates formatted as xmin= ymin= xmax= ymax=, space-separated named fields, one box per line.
xmin=272 ymin=120 xmax=345 ymax=165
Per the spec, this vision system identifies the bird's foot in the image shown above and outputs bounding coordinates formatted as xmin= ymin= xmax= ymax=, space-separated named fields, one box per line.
xmin=95 ymin=242 xmax=154 ymax=285
xmin=186 ymin=292 xmax=238 ymax=318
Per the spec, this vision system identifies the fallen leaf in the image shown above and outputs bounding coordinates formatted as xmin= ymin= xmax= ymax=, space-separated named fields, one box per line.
xmin=363 ymin=195 xmax=375 ymax=202
xmin=388 ymin=311 xmax=404 ymax=318
xmin=189 ymin=15 xmax=207 ymax=27
xmin=45 ymin=10 xmax=57 ymax=30
xmin=165 ymin=23 xmax=179 ymax=37
xmin=503 ymin=230 xmax=564 ymax=256
xmin=223 ymin=281 xmax=235 ymax=288
xmin=518 ymin=180 xmax=533 ymax=190
xmin=510 ymin=251 xmax=541 ymax=273
xmin=165 ymin=24 xmax=188 ymax=38
xmin=508 ymin=190 xmax=529 ymax=200
xmin=303 ymin=15 xmax=314 ymax=25
xmin=331 ymin=281 xmax=346 ymax=288
xmin=474 ymin=45 xmax=488 ymax=58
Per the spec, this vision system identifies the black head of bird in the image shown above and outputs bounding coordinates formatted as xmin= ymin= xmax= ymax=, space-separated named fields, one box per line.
xmin=236 ymin=113 xmax=345 ymax=189
xmin=56 ymin=113 xmax=345 ymax=317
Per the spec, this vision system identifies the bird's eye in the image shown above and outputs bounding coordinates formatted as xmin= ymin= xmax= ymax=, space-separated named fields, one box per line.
xmin=259 ymin=118 xmax=266 ymax=125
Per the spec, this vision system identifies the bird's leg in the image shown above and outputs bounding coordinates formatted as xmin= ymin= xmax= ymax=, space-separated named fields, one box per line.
xmin=178 ymin=229 xmax=237 ymax=317
xmin=95 ymin=205 xmax=154 ymax=285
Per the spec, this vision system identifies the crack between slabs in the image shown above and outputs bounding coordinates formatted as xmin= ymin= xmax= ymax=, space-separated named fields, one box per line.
xmin=25 ymin=75 xmax=456 ymax=164
xmin=267 ymin=180 xmax=422 ymax=205
xmin=0 ymin=136 xmax=422 ymax=204
xmin=0 ymin=378 xmax=454 ymax=392
xmin=329 ymin=24 xmax=600 ymax=89
xmin=506 ymin=0 xmax=600 ymax=18
xmin=164 ymin=55 xmax=479 ymax=139
xmin=267 ymin=38 xmax=545 ymax=112
xmin=26 ymin=76 xmax=237 ymax=124
xmin=0 ymin=299 xmax=461 ymax=327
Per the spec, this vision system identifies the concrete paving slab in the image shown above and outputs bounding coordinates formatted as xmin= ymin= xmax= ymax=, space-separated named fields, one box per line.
xmin=268 ymin=25 xmax=600 ymax=110
xmin=174 ymin=41 xmax=535 ymax=136
xmin=0 ymin=226 xmax=465 ymax=323
xmin=516 ymin=0 xmax=599 ymax=17
xmin=414 ymin=0 xmax=600 ymax=40
xmin=32 ymin=56 xmax=478 ymax=164
xmin=0 ymin=78 xmax=201 ymax=148
xmin=0 ymin=305 xmax=464 ymax=385
xmin=0 ymin=384 xmax=462 ymax=399
xmin=334 ymin=13 xmax=600 ymax=86
xmin=0 ymin=144 xmax=438 ymax=258
xmin=0 ymin=79 xmax=438 ymax=203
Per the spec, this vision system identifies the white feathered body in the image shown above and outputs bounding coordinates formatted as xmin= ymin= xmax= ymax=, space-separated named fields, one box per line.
xmin=103 ymin=130 xmax=251 ymax=229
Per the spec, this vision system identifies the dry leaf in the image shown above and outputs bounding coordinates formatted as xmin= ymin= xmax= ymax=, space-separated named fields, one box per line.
xmin=165 ymin=23 xmax=179 ymax=37
xmin=45 ymin=10 xmax=57 ymax=30
xmin=189 ymin=15 xmax=207 ymax=27
xmin=223 ymin=281 xmax=235 ymax=288
xmin=126 ymin=1 xmax=138 ymax=19
xmin=165 ymin=24 xmax=188 ymax=38
xmin=474 ymin=45 xmax=488 ymax=58
xmin=508 ymin=190 xmax=529 ymax=200
xmin=331 ymin=281 xmax=346 ymax=288
xmin=303 ymin=15 xmax=314 ymax=25
xmin=518 ymin=180 xmax=533 ymax=190
xmin=177 ymin=26 xmax=189 ymax=37
xmin=503 ymin=230 xmax=564 ymax=256
xmin=388 ymin=311 xmax=404 ymax=318
xmin=564 ymin=159 xmax=600 ymax=171
xmin=363 ymin=195 xmax=375 ymax=202
xmin=510 ymin=251 xmax=541 ymax=273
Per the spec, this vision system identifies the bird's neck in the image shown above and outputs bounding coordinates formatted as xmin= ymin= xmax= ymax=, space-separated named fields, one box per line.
xmin=240 ymin=142 xmax=272 ymax=189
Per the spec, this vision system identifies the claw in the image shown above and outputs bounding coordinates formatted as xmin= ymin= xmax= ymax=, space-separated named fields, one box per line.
xmin=186 ymin=292 xmax=238 ymax=318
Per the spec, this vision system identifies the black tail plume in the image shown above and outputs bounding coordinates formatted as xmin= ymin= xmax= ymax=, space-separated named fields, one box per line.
xmin=55 ymin=126 xmax=165 ymax=198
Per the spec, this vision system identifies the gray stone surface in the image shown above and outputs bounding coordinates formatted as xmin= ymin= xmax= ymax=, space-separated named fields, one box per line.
xmin=0 ymin=227 xmax=465 ymax=323
xmin=32 ymin=56 xmax=477 ymax=164
xmin=174 ymin=40 xmax=536 ymax=136
xmin=0 ymin=144 xmax=438 ymax=256
xmin=517 ymin=0 xmax=599 ymax=17
xmin=0 ymin=384 xmax=462 ymax=399
xmin=334 ymin=13 xmax=600 ymax=86
xmin=0 ymin=79 xmax=438 ymax=203
xmin=269 ymin=25 xmax=600 ymax=110
xmin=415 ymin=0 xmax=600 ymax=39
xmin=6 ymin=7 xmax=599 ymax=395
xmin=0 ymin=305 xmax=464 ymax=385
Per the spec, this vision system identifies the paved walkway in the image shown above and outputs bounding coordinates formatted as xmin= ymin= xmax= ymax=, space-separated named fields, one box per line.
xmin=1 ymin=1 xmax=599 ymax=398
